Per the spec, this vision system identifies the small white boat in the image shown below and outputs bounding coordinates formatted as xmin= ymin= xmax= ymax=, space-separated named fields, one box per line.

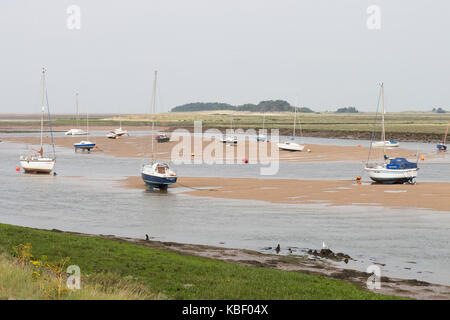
xmin=106 ymin=131 xmax=118 ymax=139
xmin=372 ymin=140 xmax=400 ymax=148
xmin=112 ymin=114 xmax=128 ymax=137
xmin=278 ymin=107 xmax=305 ymax=152
xmin=65 ymin=128 xmax=87 ymax=136
xmin=277 ymin=141 xmax=305 ymax=151
xmin=220 ymin=135 xmax=238 ymax=144
xmin=65 ymin=92 xmax=87 ymax=136
xmin=437 ymin=122 xmax=449 ymax=151
xmin=257 ymin=113 xmax=267 ymax=141
xmin=20 ymin=68 xmax=56 ymax=174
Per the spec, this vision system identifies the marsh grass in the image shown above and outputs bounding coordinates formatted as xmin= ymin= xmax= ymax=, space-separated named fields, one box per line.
xmin=0 ymin=224 xmax=403 ymax=300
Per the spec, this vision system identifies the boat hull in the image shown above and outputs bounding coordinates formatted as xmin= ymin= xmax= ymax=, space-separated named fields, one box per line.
xmin=372 ymin=141 xmax=400 ymax=148
xmin=20 ymin=158 xmax=55 ymax=174
xmin=365 ymin=167 xmax=418 ymax=184
xmin=437 ymin=144 xmax=447 ymax=151
xmin=141 ymin=172 xmax=177 ymax=189
xmin=278 ymin=142 xmax=305 ymax=152
xmin=74 ymin=143 xmax=96 ymax=151
xmin=65 ymin=129 xmax=87 ymax=136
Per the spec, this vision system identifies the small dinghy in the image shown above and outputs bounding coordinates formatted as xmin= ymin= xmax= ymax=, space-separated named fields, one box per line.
xmin=437 ymin=123 xmax=449 ymax=151
xmin=20 ymin=68 xmax=56 ymax=174
xmin=220 ymin=135 xmax=238 ymax=144
xmin=106 ymin=131 xmax=118 ymax=139
xmin=156 ymin=133 xmax=170 ymax=143
xmin=372 ymin=140 xmax=400 ymax=148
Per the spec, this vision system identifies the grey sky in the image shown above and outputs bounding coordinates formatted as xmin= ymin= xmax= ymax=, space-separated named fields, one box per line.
xmin=0 ymin=0 xmax=449 ymax=113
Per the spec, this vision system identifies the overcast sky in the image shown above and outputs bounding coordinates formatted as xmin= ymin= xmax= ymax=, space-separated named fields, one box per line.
xmin=0 ymin=0 xmax=449 ymax=113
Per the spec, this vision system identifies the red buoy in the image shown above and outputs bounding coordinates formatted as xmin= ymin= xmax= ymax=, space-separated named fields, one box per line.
xmin=15 ymin=166 xmax=20 ymax=172
xmin=242 ymin=158 xmax=248 ymax=164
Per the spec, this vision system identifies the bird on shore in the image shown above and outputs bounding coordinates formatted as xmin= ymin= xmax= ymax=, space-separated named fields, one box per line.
xmin=275 ymin=244 xmax=280 ymax=254
xmin=145 ymin=234 xmax=150 ymax=241
xmin=322 ymin=242 xmax=329 ymax=250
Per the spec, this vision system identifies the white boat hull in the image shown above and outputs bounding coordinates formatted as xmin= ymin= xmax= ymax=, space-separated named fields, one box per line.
xmin=65 ymin=129 xmax=87 ymax=136
xmin=364 ymin=167 xmax=418 ymax=184
xmin=20 ymin=157 xmax=55 ymax=174
xmin=372 ymin=141 xmax=400 ymax=148
xmin=278 ymin=142 xmax=305 ymax=152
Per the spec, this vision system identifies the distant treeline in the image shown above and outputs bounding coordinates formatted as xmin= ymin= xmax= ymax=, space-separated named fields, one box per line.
xmin=171 ymin=100 xmax=315 ymax=113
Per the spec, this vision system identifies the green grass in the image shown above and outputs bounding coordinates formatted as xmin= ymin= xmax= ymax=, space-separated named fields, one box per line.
xmin=0 ymin=223 xmax=402 ymax=300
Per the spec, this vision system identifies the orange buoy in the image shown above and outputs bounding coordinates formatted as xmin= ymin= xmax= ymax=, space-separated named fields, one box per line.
xmin=95 ymin=145 xmax=99 ymax=149
xmin=356 ymin=176 xmax=362 ymax=181
xmin=15 ymin=166 xmax=20 ymax=172
xmin=358 ymin=144 xmax=361 ymax=148
xmin=421 ymin=156 xmax=425 ymax=161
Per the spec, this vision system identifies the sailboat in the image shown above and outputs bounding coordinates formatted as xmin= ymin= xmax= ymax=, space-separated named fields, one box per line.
xmin=371 ymin=91 xmax=399 ymax=148
xmin=364 ymin=83 xmax=418 ymax=184
xmin=74 ymin=101 xmax=96 ymax=151
xmin=114 ymin=114 xmax=129 ymax=137
xmin=220 ymin=115 xmax=238 ymax=144
xmin=437 ymin=122 xmax=449 ymax=151
xmin=278 ymin=107 xmax=305 ymax=151
xmin=256 ymin=112 xmax=267 ymax=142
xmin=141 ymin=71 xmax=177 ymax=190
xmin=65 ymin=92 xmax=87 ymax=136
xmin=19 ymin=68 xmax=56 ymax=174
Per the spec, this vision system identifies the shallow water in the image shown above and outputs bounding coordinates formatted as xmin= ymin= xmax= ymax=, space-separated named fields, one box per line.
xmin=1 ymin=138 xmax=450 ymax=286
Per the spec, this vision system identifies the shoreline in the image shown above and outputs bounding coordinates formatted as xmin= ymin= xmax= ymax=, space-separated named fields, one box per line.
xmin=118 ymin=176 xmax=450 ymax=213
xmin=21 ymin=226 xmax=450 ymax=299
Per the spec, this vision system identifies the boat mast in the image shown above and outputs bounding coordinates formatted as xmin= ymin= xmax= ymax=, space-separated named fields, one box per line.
xmin=443 ymin=122 xmax=449 ymax=145
xmin=75 ymin=92 xmax=80 ymax=129
xmin=380 ymin=83 xmax=386 ymax=156
xmin=40 ymin=68 xmax=46 ymax=151
xmin=151 ymin=71 xmax=157 ymax=162
xmin=293 ymin=106 xmax=297 ymax=137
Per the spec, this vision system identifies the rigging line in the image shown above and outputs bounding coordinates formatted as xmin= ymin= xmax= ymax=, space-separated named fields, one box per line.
xmin=45 ymin=88 xmax=56 ymax=160
xmin=366 ymin=84 xmax=382 ymax=165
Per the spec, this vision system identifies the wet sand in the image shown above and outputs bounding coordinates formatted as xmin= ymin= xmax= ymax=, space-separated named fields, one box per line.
xmin=119 ymin=176 xmax=450 ymax=212
xmin=1 ymin=135 xmax=429 ymax=163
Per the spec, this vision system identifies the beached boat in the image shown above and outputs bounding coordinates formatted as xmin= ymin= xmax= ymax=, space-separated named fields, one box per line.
xmin=74 ymin=102 xmax=96 ymax=151
xmin=364 ymin=83 xmax=418 ymax=184
xmin=156 ymin=133 xmax=170 ymax=143
xmin=372 ymin=89 xmax=399 ymax=148
xmin=278 ymin=107 xmax=305 ymax=151
xmin=141 ymin=71 xmax=177 ymax=190
xmin=112 ymin=114 xmax=129 ymax=137
xmin=256 ymin=113 xmax=267 ymax=141
xmin=437 ymin=122 xmax=449 ymax=151
xmin=65 ymin=92 xmax=87 ymax=136
xmin=220 ymin=116 xmax=238 ymax=144
xmin=19 ymin=68 xmax=56 ymax=174
xmin=106 ymin=131 xmax=118 ymax=139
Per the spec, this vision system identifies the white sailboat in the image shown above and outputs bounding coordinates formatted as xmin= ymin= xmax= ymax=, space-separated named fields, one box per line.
xmin=113 ymin=113 xmax=129 ymax=136
xmin=256 ymin=113 xmax=267 ymax=141
xmin=278 ymin=107 xmax=305 ymax=151
xmin=19 ymin=68 xmax=56 ymax=174
xmin=65 ymin=92 xmax=87 ymax=136
xmin=436 ymin=122 xmax=449 ymax=151
xmin=141 ymin=71 xmax=177 ymax=190
xmin=74 ymin=101 xmax=96 ymax=151
xmin=220 ymin=115 xmax=238 ymax=144
xmin=364 ymin=83 xmax=418 ymax=184
xmin=371 ymin=90 xmax=399 ymax=148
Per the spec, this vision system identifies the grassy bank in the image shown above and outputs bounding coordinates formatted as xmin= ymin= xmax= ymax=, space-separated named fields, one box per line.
xmin=0 ymin=223 xmax=400 ymax=300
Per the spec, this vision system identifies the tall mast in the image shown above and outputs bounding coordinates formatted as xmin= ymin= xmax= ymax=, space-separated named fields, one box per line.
xmin=444 ymin=122 xmax=449 ymax=145
xmin=380 ymin=83 xmax=386 ymax=156
xmin=151 ymin=70 xmax=157 ymax=162
xmin=293 ymin=106 xmax=297 ymax=137
xmin=75 ymin=91 xmax=80 ymax=129
xmin=40 ymin=68 xmax=46 ymax=150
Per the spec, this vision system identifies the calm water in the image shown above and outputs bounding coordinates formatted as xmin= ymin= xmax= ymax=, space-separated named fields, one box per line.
xmin=1 ymin=137 xmax=450 ymax=285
